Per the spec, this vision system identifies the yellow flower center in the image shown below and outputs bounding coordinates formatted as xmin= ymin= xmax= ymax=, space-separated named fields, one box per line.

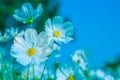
xmin=27 ymin=48 xmax=36 ymax=56
xmin=26 ymin=18 xmax=33 ymax=24
xmin=53 ymin=31 xmax=60 ymax=37
xmin=67 ymin=75 xmax=74 ymax=80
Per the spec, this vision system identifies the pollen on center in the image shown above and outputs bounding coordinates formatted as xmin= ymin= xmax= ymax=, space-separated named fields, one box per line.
xmin=27 ymin=48 xmax=36 ymax=56
xmin=53 ymin=30 xmax=60 ymax=37
xmin=67 ymin=75 xmax=74 ymax=80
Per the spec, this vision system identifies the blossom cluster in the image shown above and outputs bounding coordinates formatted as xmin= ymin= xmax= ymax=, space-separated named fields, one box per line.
xmin=0 ymin=2 xmax=117 ymax=80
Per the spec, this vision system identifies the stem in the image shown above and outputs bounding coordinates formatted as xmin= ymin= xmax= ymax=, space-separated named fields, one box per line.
xmin=27 ymin=65 xmax=30 ymax=80
xmin=40 ymin=60 xmax=48 ymax=79
xmin=54 ymin=69 xmax=57 ymax=80
xmin=32 ymin=64 xmax=35 ymax=80
xmin=0 ymin=64 xmax=2 ymax=80
xmin=1 ymin=53 xmax=10 ymax=79
xmin=13 ymin=59 xmax=16 ymax=80
xmin=54 ymin=61 xmax=59 ymax=80
xmin=0 ymin=72 xmax=3 ymax=80
xmin=19 ymin=73 xmax=22 ymax=80
xmin=30 ymin=24 xmax=33 ymax=28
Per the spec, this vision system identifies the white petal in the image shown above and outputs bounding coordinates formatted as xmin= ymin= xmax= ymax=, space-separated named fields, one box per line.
xmin=37 ymin=31 xmax=48 ymax=47
xmin=21 ymin=2 xmax=33 ymax=17
xmin=16 ymin=55 xmax=31 ymax=66
xmin=45 ymin=18 xmax=54 ymax=34
xmin=32 ymin=4 xmax=43 ymax=20
xmin=25 ymin=28 xmax=37 ymax=47
xmin=14 ymin=36 xmax=29 ymax=49
xmin=62 ymin=22 xmax=74 ymax=37
xmin=53 ymin=16 xmax=63 ymax=30
xmin=10 ymin=45 xmax=26 ymax=58
xmin=58 ymin=37 xmax=73 ymax=44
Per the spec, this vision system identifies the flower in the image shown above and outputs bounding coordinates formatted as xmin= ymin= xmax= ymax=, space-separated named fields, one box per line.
xmin=56 ymin=64 xmax=84 ymax=80
xmin=45 ymin=16 xmax=74 ymax=44
xmin=104 ymin=75 xmax=114 ymax=80
xmin=6 ymin=27 xmax=24 ymax=38
xmin=10 ymin=28 xmax=58 ymax=66
xmin=0 ymin=31 xmax=11 ymax=42
xmin=13 ymin=2 xmax=43 ymax=24
xmin=71 ymin=50 xmax=87 ymax=70
xmin=89 ymin=69 xmax=115 ymax=80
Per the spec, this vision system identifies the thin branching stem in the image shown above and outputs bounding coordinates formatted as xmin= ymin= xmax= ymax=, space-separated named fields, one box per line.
xmin=40 ymin=60 xmax=48 ymax=79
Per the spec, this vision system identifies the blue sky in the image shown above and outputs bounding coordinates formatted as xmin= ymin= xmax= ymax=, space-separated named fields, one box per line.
xmin=57 ymin=0 xmax=120 ymax=67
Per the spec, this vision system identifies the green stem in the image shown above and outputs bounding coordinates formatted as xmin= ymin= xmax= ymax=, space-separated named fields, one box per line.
xmin=30 ymin=23 xmax=33 ymax=28
xmin=32 ymin=64 xmax=35 ymax=80
xmin=19 ymin=73 xmax=22 ymax=80
xmin=40 ymin=60 xmax=48 ymax=79
xmin=27 ymin=65 xmax=30 ymax=80
xmin=1 ymin=54 xmax=10 ymax=79
xmin=0 ymin=72 xmax=3 ymax=80
xmin=13 ymin=59 xmax=16 ymax=80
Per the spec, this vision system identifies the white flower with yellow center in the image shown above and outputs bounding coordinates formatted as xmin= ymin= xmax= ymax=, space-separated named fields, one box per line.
xmin=6 ymin=27 xmax=24 ymax=38
xmin=56 ymin=64 xmax=84 ymax=80
xmin=45 ymin=16 xmax=74 ymax=44
xmin=71 ymin=50 xmax=87 ymax=70
xmin=10 ymin=28 xmax=54 ymax=66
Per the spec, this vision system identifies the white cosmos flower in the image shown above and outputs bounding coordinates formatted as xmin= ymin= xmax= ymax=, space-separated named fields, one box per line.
xmin=71 ymin=50 xmax=87 ymax=70
xmin=10 ymin=28 xmax=58 ymax=66
xmin=104 ymin=75 xmax=114 ymax=80
xmin=45 ymin=16 xmax=74 ymax=44
xmin=56 ymin=64 xmax=84 ymax=80
xmin=90 ymin=69 xmax=114 ymax=80
xmin=6 ymin=27 xmax=24 ymax=38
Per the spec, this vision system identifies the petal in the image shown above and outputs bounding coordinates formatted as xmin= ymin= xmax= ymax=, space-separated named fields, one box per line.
xmin=35 ymin=47 xmax=48 ymax=62
xmin=45 ymin=18 xmax=54 ymax=34
xmin=14 ymin=36 xmax=29 ymax=49
xmin=10 ymin=45 xmax=26 ymax=58
xmin=18 ymin=30 xmax=25 ymax=37
xmin=21 ymin=2 xmax=33 ymax=18
xmin=57 ymin=69 xmax=66 ymax=80
xmin=58 ymin=37 xmax=73 ymax=44
xmin=32 ymin=4 xmax=43 ymax=20
xmin=13 ymin=9 xmax=27 ymax=23
xmin=52 ymin=43 xmax=61 ymax=51
xmin=16 ymin=55 xmax=31 ymax=66
xmin=53 ymin=16 xmax=63 ymax=30
xmin=37 ymin=31 xmax=48 ymax=47
xmin=62 ymin=22 xmax=74 ymax=37
xmin=25 ymin=28 xmax=37 ymax=47
xmin=32 ymin=55 xmax=41 ymax=64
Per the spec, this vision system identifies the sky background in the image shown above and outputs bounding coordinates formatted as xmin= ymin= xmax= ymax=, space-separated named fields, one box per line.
xmin=56 ymin=0 xmax=120 ymax=67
